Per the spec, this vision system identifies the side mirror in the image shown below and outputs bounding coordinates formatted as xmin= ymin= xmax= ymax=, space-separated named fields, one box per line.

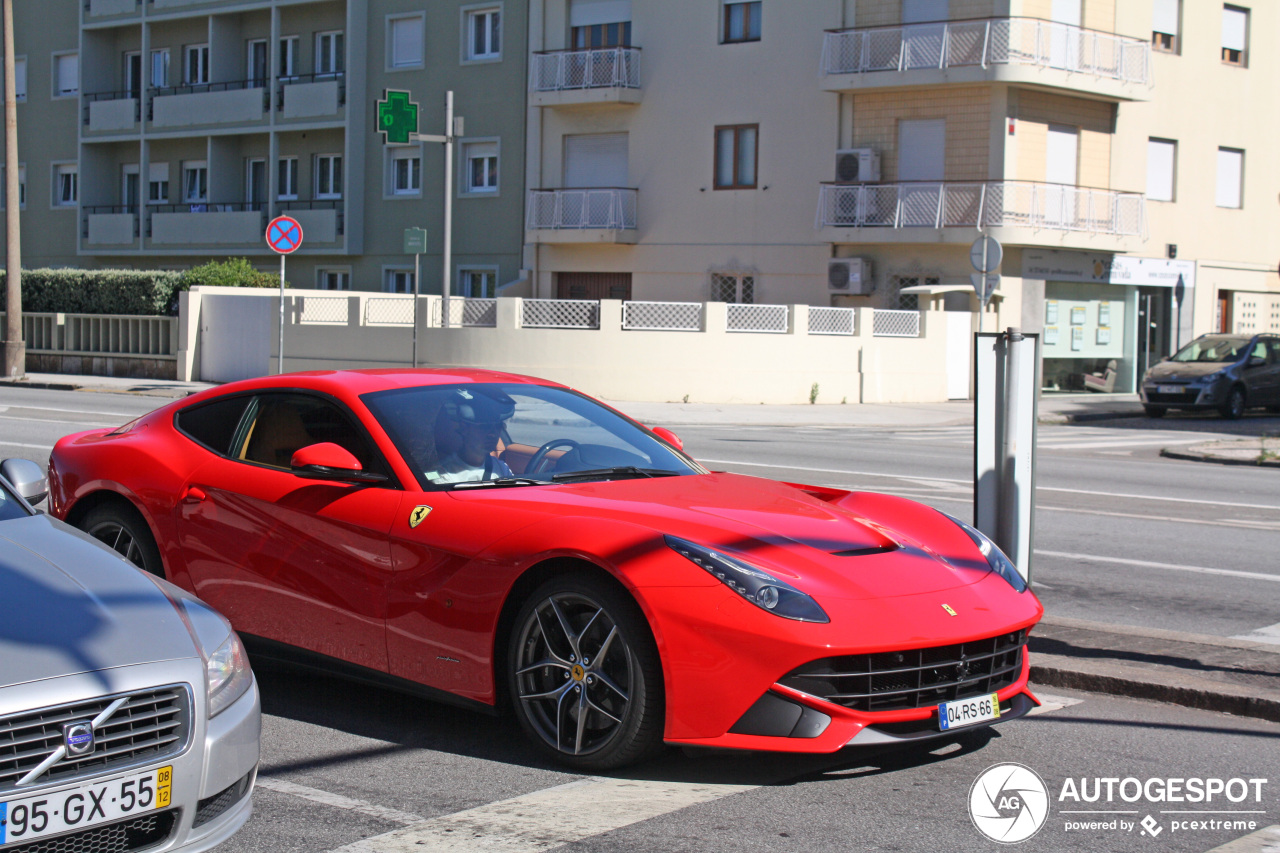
xmin=650 ymin=426 xmax=684 ymax=452
xmin=1247 ymin=356 xmax=1267 ymax=368
xmin=290 ymin=443 xmax=387 ymax=483
xmin=1 ymin=458 xmax=49 ymax=505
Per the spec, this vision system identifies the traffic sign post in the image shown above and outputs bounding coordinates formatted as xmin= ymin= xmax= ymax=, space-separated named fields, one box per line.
xmin=970 ymin=236 xmax=1003 ymax=333
xmin=266 ymin=215 xmax=303 ymax=375
xmin=404 ymin=228 xmax=428 ymax=368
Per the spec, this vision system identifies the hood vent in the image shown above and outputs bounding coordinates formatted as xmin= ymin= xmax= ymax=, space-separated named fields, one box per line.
xmin=831 ymin=543 xmax=899 ymax=558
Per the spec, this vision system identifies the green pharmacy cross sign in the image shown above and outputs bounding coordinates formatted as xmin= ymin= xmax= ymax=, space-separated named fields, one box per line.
xmin=377 ymin=90 xmax=419 ymax=145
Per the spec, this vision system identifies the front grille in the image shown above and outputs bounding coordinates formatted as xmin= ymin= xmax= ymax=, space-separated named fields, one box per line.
xmin=0 ymin=687 xmax=190 ymax=793
xmin=778 ymin=630 xmax=1026 ymax=712
xmin=193 ymin=770 xmax=254 ymax=828
xmin=1146 ymin=390 xmax=1195 ymax=404
xmin=2 ymin=808 xmax=177 ymax=853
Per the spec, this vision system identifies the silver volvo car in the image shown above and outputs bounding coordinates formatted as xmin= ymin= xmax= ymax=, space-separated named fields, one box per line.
xmin=0 ymin=459 xmax=260 ymax=852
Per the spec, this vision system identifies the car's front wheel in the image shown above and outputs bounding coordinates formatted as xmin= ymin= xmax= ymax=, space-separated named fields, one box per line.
xmin=1220 ymin=386 xmax=1247 ymax=420
xmin=81 ymin=502 xmax=165 ymax=577
xmin=508 ymin=574 xmax=664 ymax=770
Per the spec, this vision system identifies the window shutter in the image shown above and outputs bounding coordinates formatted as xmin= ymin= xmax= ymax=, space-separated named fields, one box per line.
xmin=564 ymin=133 xmax=628 ymax=187
xmin=57 ymin=54 xmax=78 ymax=94
xmin=902 ymin=0 xmax=948 ymax=24
xmin=392 ymin=18 xmax=423 ymax=66
xmin=569 ymin=0 xmax=631 ymax=28
xmin=1146 ymin=139 xmax=1175 ymax=202
xmin=898 ymin=119 xmax=946 ymax=182
xmin=1152 ymin=0 xmax=1178 ymax=35
xmin=14 ymin=58 xmax=25 ymax=97
xmin=1221 ymin=7 xmax=1246 ymax=51
xmin=1216 ymin=148 xmax=1242 ymax=208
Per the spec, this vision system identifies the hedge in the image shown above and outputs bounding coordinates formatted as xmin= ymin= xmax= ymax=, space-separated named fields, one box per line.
xmin=0 ymin=259 xmax=279 ymax=317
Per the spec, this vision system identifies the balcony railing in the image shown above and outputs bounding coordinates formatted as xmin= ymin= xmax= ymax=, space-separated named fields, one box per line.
xmin=276 ymin=72 xmax=347 ymax=110
xmin=81 ymin=205 xmax=140 ymax=239
xmin=277 ymin=199 xmax=346 ymax=236
xmin=82 ymin=91 xmax=141 ymax=126
xmin=527 ymin=188 xmax=637 ymax=230
xmin=531 ymin=47 xmax=640 ymax=92
xmin=816 ymin=181 xmax=1146 ymax=237
xmin=822 ymin=17 xmax=1149 ymax=85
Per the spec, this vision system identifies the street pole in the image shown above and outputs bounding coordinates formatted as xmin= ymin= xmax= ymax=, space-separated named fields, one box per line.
xmin=2 ymin=0 xmax=24 ymax=380
xmin=278 ymin=254 xmax=286 ymax=374
xmin=441 ymin=90 xmax=454 ymax=327
xmin=412 ymin=250 xmax=420 ymax=367
xmin=996 ymin=327 xmax=1023 ymax=568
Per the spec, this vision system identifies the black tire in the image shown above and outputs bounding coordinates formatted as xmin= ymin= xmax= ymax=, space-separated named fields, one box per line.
xmin=508 ymin=574 xmax=664 ymax=770
xmin=1219 ymin=386 xmax=1246 ymax=420
xmin=1267 ymin=406 xmax=1280 ymax=414
xmin=80 ymin=502 xmax=165 ymax=577
xmin=1143 ymin=405 xmax=1167 ymax=419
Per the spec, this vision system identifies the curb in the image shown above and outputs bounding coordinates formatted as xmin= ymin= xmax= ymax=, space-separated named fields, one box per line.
xmin=0 ymin=379 xmax=84 ymax=392
xmin=1038 ymin=410 xmax=1145 ymax=425
xmin=1160 ymin=447 xmax=1280 ymax=469
xmin=1030 ymin=657 xmax=1280 ymax=724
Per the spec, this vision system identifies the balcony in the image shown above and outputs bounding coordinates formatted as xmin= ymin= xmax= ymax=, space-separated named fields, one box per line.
xmin=276 ymin=200 xmax=345 ymax=244
xmin=147 ymin=204 xmax=266 ymax=247
xmin=526 ymin=188 xmax=637 ymax=244
xmin=530 ymin=47 xmax=642 ymax=108
xmin=82 ymin=206 xmax=139 ymax=247
xmin=816 ymin=181 xmax=1146 ymax=252
xmin=277 ymin=73 xmax=346 ymax=121
xmin=149 ymin=81 xmax=267 ymax=130
xmin=821 ymin=18 xmax=1150 ymax=101
xmin=85 ymin=0 xmax=140 ymax=19
xmin=83 ymin=92 xmax=140 ymax=134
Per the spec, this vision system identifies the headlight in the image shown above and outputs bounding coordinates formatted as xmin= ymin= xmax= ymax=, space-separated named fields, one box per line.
xmin=1191 ymin=371 xmax=1224 ymax=385
xmin=664 ymin=535 xmax=829 ymax=623
xmin=147 ymin=576 xmax=255 ymax=717
xmin=940 ymin=514 xmax=1028 ymax=593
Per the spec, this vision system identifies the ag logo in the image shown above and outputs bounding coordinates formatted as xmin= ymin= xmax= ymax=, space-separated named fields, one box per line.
xmin=968 ymin=763 xmax=1049 ymax=844
xmin=408 ymin=506 xmax=433 ymax=528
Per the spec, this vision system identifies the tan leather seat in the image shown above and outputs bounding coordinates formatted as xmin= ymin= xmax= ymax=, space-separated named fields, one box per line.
xmin=243 ymin=404 xmax=313 ymax=468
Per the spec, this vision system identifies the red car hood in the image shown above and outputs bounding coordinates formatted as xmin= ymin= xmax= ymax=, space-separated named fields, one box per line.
xmin=454 ymin=473 xmax=994 ymax=601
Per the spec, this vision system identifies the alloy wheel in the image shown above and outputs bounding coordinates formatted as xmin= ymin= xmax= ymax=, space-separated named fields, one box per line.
xmin=88 ymin=520 xmax=146 ymax=567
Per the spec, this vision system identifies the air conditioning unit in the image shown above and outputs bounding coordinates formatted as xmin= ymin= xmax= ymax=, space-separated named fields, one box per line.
xmin=835 ymin=148 xmax=881 ymax=183
xmin=828 ymin=258 xmax=871 ymax=294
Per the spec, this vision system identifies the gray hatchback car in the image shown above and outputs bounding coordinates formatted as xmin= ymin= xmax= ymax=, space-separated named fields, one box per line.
xmin=0 ymin=459 xmax=260 ymax=852
xmin=1140 ymin=334 xmax=1280 ymax=419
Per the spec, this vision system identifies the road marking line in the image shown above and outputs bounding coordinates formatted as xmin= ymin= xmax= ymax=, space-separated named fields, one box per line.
xmin=1201 ymin=823 xmax=1280 ymax=853
xmin=1230 ymin=622 xmax=1280 ymax=646
xmin=256 ymin=777 xmax=427 ymax=826
xmin=696 ymin=459 xmax=1280 ymax=511
xmin=1037 ymin=437 xmax=1207 ymax=450
xmin=1035 ymin=550 xmax=1280 ymax=584
xmin=1027 ymin=693 xmax=1083 ymax=716
xmin=0 ymin=414 xmax=117 ymax=427
xmin=0 ymin=442 xmax=53 ymax=451
xmin=328 ymin=777 xmax=756 ymax=853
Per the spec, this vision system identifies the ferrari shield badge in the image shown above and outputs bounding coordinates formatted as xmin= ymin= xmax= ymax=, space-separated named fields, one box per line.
xmin=941 ymin=603 xmax=958 ymax=617
xmin=408 ymin=506 xmax=433 ymax=528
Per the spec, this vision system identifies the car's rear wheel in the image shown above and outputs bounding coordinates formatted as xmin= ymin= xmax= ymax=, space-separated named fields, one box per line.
xmin=1220 ymin=386 xmax=1247 ymax=420
xmin=1143 ymin=405 xmax=1167 ymax=419
xmin=81 ymin=503 xmax=165 ymax=577
xmin=508 ymin=574 xmax=664 ymax=769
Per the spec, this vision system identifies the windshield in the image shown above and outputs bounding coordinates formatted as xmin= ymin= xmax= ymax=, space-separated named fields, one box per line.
xmin=0 ymin=477 xmax=34 ymax=521
xmin=1169 ymin=337 xmax=1250 ymax=363
xmin=362 ymin=383 xmax=703 ymax=490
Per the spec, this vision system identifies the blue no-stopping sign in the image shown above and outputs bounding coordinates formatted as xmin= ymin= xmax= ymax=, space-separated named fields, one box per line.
xmin=266 ymin=215 xmax=304 ymax=254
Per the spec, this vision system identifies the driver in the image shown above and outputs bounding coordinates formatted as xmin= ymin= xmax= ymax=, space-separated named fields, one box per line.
xmin=430 ymin=389 xmax=517 ymax=484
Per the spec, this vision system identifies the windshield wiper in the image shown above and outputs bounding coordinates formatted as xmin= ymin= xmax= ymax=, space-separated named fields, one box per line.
xmin=449 ymin=477 xmax=547 ymax=490
xmin=551 ymin=467 xmax=682 ymax=483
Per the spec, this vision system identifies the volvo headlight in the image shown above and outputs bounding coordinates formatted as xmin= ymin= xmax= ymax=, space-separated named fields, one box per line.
xmin=664 ymin=535 xmax=829 ymax=623
xmin=150 ymin=577 xmax=255 ymax=717
xmin=940 ymin=514 xmax=1027 ymax=593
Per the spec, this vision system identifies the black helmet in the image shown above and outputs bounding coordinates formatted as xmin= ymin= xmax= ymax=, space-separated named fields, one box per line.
xmin=443 ymin=388 xmax=515 ymax=426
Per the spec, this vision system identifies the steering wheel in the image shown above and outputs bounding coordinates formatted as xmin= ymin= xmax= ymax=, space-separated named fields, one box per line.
xmin=525 ymin=439 xmax=581 ymax=476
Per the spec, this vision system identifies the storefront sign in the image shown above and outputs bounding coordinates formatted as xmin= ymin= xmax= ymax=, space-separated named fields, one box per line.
xmin=1022 ymin=250 xmax=1194 ymax=288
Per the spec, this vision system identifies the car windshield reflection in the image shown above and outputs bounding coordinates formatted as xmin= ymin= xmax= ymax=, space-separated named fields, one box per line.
xmin=1168 ymin=336 xmax=1248 ymax=363
xmin=362 ymin=384 xmax=703 ymax=490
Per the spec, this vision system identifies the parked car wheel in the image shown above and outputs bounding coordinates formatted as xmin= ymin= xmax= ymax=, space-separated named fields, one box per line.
xmin=81 ymin=502 xmax=164 ymax=577
xmin=1143 ymin=405 xmax=1167 ymax=419
xmin=508 ymin=574 xmax=664 ymax=770
xmin=1219 ymin=386 xmax=1247 ymax=420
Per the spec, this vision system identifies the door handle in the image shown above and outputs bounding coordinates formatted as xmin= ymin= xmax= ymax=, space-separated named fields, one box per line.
xmin=182 ymin=486 xmax=207 ymax=504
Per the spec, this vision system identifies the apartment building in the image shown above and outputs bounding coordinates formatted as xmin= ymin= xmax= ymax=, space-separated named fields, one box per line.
xmin=523 ymin=0 xmax=1280 ymax=394
xmin=1 ymin=0 xmax=527 ymax=297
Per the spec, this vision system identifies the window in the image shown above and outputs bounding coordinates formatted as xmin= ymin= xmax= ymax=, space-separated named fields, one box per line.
xmin=384 ymin=268 xmax=415 ymax=293
xmin=175 ymin=395 xmax=253 ymax=455
xmin=277 ymin=157 xmax=298 ymax=200
xmin=236 ymin=394 xmax=381 ymax=473
xmin=714 ymin=124 xmax=757 ymax=189
xmin=1221 ymin=5 xmax=1248 ymax=66
xmin=317 ymin=269 xmax=351 ymax=290
xmin=279 ymin=36 xmax=298 ymax=78
xmin=1216 ymin=147 xmax=1243 ymax=209
xmin=247 ymin=39 xmax=268 ymax=87
xmin=463 ymin=141 xmax=498 ymax=194
xmin=388 ymin=15 xmax=425 ymax=68
xmin=388 ymin=146 xmax=422 ymax=196
xmin=0 ymin=165 xmax=26 ymax=210
xmin=13 ymin=57 xmax=25 ymax=101
xmin=148 ymin=163 xmax=169 ymax=204
xmin=124 ymin=52 xmax=142 ymax=99
xmin=53 ymin=164 xmax=77 ymax=207
xmin=459 ymin=268 xmax=497 ymax=298
xmin=185 ymin=44 xmax=209 ymax=85
xmin=316 ymin=31 xmax=344 ymax=76
xmin=891 ymin=276 xmax=939 ymax=310
xmin=315 ymin=154 xmax=342 ymax=199
xmin=572 ymin=22 xmax=631 ymax=48
xmin=723 ymin=1 xmax=762 ymax=43
xmin=183 ymin=160 xmax=208 ymax=204
xmin=149 ymin=49 xmax=169 ymax=88
xmin=466 ymin=7 xmax=501 ymax=60
xmin=1152 ymin=0 xmax=1179 ymax=52
xmin=53 ymin=52 xmax=78 ymax=97
xmin=711 ymin=272 xmax=754 ymax=303
xmin=1147 ymin=138 xmax=1176 ymax=202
